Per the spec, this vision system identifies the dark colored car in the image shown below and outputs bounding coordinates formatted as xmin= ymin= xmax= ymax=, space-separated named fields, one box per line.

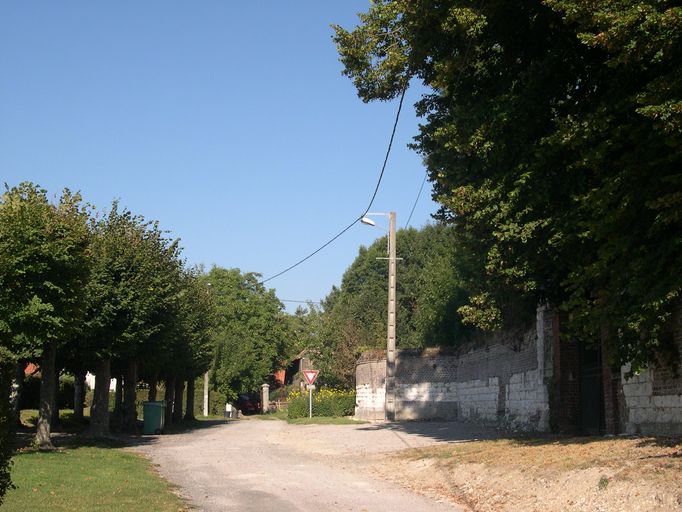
xmin=236 ymin=394 xmax=260 ymax=415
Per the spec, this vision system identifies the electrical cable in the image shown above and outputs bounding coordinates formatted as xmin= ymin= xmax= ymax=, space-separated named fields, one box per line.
xmin=404 ymin=171 xmax=427 ymax=228
xmin=360 ymin=85 xmax=407 ymax=216
xmin=280 ymin=299 xmax=322 ymax=305
xmin=260 ymin=85 xmax=408 ymax=284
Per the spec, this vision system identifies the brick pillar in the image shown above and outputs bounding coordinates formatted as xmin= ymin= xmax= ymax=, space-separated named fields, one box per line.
xmin=551 ymin=313 xmax=581 ymax=434
xmin=600 ymin=336 xmax=623 ymax=434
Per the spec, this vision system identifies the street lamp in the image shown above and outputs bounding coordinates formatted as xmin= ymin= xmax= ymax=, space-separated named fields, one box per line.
xmin=361 ymin=211 xmax=397 ymax=421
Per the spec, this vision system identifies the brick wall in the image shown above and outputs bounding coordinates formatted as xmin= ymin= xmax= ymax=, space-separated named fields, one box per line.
xmin=550 ymin=313 xmax=581 ymax=434
xmin=355 ymin=307 xmax=554 ymax=431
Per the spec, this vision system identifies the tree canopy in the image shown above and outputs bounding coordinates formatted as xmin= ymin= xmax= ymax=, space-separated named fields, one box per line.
xmin=334 ymin=0 xmax=682 ymax=369
xmin=205 ymin=267 xmax=288 ymax=401
xmin=0 ymin=183 xmax=90 ymax=447
xmin=307 ymin=224 xmax=469 ymax=387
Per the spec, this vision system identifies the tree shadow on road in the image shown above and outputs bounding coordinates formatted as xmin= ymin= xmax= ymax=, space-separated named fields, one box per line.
xmin=13 ymin=417 xmax=238 ymax=451
xmin=356 ymin=420 xmax=501 ymax=445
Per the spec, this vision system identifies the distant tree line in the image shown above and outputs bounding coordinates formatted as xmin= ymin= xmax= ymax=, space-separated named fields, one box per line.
xmin=289 ymin=224 xmax=469 ymax=388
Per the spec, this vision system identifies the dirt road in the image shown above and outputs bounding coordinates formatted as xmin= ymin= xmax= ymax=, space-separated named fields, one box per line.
xmin=131 ymin=419 xmax=492 ymax=511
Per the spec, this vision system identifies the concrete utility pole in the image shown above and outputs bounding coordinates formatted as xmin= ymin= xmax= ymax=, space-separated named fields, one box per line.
xmin=361 ymin=211 xmax=398 ymax=422
xmin=386 ymin=211 xmax=397 ymax=421
xmin=203 ymin=371 xmax=209 ymax=417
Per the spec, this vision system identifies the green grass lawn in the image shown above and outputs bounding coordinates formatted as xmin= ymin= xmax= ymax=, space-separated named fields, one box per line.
xmin=287 ymin=416 xmax=364 ymax=425
xmin=2 ymin=444 xmax=189 ymax=511
xmin=252 ymin=410 xmax=365 ymax=425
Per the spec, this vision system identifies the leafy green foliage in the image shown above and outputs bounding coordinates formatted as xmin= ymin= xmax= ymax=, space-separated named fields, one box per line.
xmin=80 ymin=202 xmax=184 ymax=367
xmin=335 ymin=0 xmax=682 ymax=369
xmin=287 ymin=388 xmax=355 ymax=419
xmin=0 ymin=348 xmax=15 ymax=504
xmin=206 ymin=267 xmax=288 ymax=401
xmin=300 ymin=224 xmax=469 ymax=387
xmin=0 ymin=183 xmax=90 ymax=360
xmin=0 ymin=182 xmax=90 ymax=446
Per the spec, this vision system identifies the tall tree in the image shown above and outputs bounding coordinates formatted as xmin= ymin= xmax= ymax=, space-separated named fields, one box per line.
xmin=0 ymin=183 xmax=89 ymax=449
xmin=206 ymin=267 xmax=288 ymax=401
xmin=312 ymin=224 xmax=468 ymax=387
xmin=334 ymin=0 xmax=682 ymax=369
xmin=81 ymin=202 xmax=183 ymax=435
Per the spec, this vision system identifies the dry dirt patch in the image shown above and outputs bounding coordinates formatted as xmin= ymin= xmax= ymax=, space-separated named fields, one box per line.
xmin=375 ymin=436 xmax=682 ymax=512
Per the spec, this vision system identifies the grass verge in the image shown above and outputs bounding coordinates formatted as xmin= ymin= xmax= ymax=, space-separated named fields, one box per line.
xmin=251 ymin=410 xmax=366 ymax=425
xmin=2 ymin=444 xmax=189 ymax=512
xmin=287 ymin=416 xmax=365 ymax=425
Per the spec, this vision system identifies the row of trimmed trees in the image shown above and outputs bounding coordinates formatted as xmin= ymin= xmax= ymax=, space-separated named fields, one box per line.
xmin=0 ymin=182 xmax=215 ymax=452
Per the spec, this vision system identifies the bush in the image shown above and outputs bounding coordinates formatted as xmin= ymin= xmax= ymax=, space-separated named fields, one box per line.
xmin=0 ymin=349 xmax=16 ymax=504
xmin=20 ymin=373 xmax=75 ymax=410
xmin=269 ymin=384 xmax=293 ymax=402
xmin=287 ymin=388 xmax=355 ymax=419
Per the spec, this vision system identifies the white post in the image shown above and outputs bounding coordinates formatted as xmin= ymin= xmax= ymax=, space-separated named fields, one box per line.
xmin=203 ymin=371 xmax=209 ymax=417
xmin=261 ymin=383 xmax=270 ymax=414
xmin=308 ymin=385 xmax=313 ymax=418
xmin=386 ymin=211 xmax=397 ymax=421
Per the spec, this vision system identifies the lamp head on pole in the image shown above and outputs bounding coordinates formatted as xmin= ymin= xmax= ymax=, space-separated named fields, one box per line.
xmin=360 ymin=217 xmax=376 ymax=227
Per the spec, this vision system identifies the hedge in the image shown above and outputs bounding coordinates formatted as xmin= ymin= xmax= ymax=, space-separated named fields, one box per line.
xmin=0 ymin=349 xmax=15 ymax=504
xmin=287 ymin=388 xmax=355 ymax=419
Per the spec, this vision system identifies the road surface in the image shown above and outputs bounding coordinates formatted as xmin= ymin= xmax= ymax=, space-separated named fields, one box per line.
xmin=130 ymin=418 xmax=491 ymax=511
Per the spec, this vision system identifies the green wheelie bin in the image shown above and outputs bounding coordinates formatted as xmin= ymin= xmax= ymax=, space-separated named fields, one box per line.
xmin=142 ymin=401 xmax=166 ymax=435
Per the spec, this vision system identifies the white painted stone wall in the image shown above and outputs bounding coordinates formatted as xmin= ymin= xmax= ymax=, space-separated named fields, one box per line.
xmin=621 ymin=306 xmax=682 ymax=436
xmin=355 ymin=357 xmax=386 ymax=421
xmin=622 ymin=368 xmax=682 ymax=436
xmin=355 ymin=307 xmax=553 ymax=431
xmin=506 ymin=368 xmax=551 ymax=430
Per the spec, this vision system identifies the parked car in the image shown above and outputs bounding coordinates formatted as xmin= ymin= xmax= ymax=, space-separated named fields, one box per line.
xmin=236 ymin=394 xmax=260 ymax=415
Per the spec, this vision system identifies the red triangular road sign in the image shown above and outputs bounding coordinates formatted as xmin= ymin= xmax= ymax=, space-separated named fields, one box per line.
xmin=303 ymin=370 xmax=319 ymax=385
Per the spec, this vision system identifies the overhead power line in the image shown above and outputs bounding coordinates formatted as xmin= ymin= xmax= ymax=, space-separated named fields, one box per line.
xmin=404 ymin=171 xmax=428 ymax=228
xmin=280 ymin=299 xmax=322 ymax=305
xmin=260 ymin=85 xmax=408 ymax=284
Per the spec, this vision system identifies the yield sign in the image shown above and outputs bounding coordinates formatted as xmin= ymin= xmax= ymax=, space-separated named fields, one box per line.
xmin=303 ymin=370 xmax=319 ymax=385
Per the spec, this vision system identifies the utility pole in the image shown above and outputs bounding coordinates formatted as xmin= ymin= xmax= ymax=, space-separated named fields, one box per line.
xmin=386 ymin=211 xmax=396 ymax=421
xmin=203 ymin=371 xmax=209 ymax=417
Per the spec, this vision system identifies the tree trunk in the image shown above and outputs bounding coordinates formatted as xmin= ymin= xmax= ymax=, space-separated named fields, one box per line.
xmin=73 ymin=369 xmax=86 ymax=422
xmin=164 ymin=376 xmax=175 ymax=426
xmin=51 ymin=369 xmax=60 ymax=427
xmin=122 ymin=360 xmax=138 ymax=433
xmin=173 ymin=378 xmax=184 ymax=422
xmin=113 ymin=374 xmax=123 ymax=416
xmin=12 ymin=362 xmax=24 ymax=426
xmin=35 ymin=340 xmax=57 ymax=450
xmin=184 ymin=378 xmax=195 ymax=421
xmin=147 ymin=372 xmax=158 ymax=402
xmin=89 ymin=358 xmax=111 ymax=438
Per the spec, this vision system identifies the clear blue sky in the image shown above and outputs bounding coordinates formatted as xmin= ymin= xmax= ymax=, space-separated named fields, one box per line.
xmin=0 ymin=1 xmax=437 ymax=311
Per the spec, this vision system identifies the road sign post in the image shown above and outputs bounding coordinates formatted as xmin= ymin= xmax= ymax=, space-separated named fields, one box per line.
xmin=303 ymin=370 xmax=319 ymax=419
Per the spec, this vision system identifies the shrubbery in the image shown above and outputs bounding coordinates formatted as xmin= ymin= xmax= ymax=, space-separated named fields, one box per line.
xmin=0 ymin=349 xmax=15 ymax=504
xmin=287 ymin=388 xmax=355 ymax=419
xmin=20 ymin=374 xmax=76 ymax=410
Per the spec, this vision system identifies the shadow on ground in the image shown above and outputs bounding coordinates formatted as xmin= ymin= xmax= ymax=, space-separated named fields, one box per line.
xmin=356 ymin=420 xmax=500 ymax=445
xmin=356 ymin=420 xmax=682 ymax=449
xmin=13 ymin=417 xmax=237 ymax=451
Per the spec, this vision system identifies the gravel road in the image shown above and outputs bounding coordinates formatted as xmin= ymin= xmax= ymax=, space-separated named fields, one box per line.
xmin=130 ymin=418 xmax=491 ymax=512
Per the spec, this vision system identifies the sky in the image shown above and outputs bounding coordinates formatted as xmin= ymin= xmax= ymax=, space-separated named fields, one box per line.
xmin=0 ymin=1 xmax=438 ymax=311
